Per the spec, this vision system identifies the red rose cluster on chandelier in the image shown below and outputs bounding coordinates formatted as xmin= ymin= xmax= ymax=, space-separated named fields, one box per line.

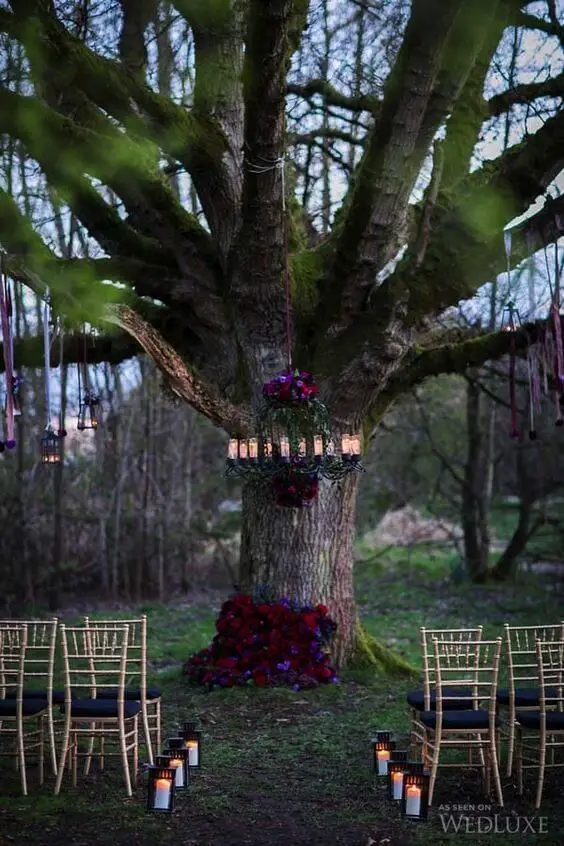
xmin=273 ymin=470 xmax=318 ymax=507
xmin=184 ymin=592 xmax=338 ymax=690
xmin=263 ymin=368 xmax=319 ymax=403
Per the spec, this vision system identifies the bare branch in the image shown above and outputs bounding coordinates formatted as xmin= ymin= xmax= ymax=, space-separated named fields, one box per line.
xmin=487 ymin=71 xmax=564 ymax=117
xmin=286 ymin=79 xmax=380 ymax=114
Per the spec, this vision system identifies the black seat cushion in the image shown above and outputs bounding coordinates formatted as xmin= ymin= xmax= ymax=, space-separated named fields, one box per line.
xmin=516 ymin=710 xmax=564 ymax=730
xmin=496 ymin=687 xmax=559 ymax=707
xmin=59 ymin=699 xmax=141 ymax=719
xmin=5 ymin=689 xmax=67 ymax=704
xmin=420 ymin=709 xmax=499 ymax=730
xmin=96 ymin=687 xmax=162 ymax=701
xmin=0 ymin=697 xmax=48 ymax=716
xmin=407 ymin=687 xmax=475 ymax=711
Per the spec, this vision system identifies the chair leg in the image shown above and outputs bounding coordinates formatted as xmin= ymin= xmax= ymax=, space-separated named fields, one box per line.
xmin=17 ymin=723 xmax=28 ymax=796
xmin=427 ymin=734 xmax=441 ymax=806
xmin=84 ymin=723 xmax=96 ymax=775
xmin=516 ymin=726 xmax=524 ymax=796
xmin=506 ymin=715 xmax=515 ymax=777
xmin=141 ymin=703 xmax=153 ymax=764
xmin=535 ymin=737 xmax=546 ymax=810
xmin=72 ymin=732 xmax=78 ymax=787
xmin=489 ymin=732 xmax=504 ymax=807
xmin=155 ymin=699 xmax=161 ymax=754
xmin=39 ymin=717 xmax=45 ymax=787
xmin=133 ymin=716 xmax=139 ymax=786
xmin=119 ymin=722 xmax=133 ymax=797
xmin=47 ymin=710 xmax=58 ymax=776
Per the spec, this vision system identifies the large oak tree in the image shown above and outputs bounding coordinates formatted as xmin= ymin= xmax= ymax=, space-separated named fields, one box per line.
xmin=0 ymin=0 xmax=563 ymax=666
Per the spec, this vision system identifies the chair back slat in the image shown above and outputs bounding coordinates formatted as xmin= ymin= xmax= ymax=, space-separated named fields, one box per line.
xmin=420 ymin=626 xmax=483 ymax=709
xmin=59 ymin=624 xmax=130 ymax=702
xmin=537 ymin=639 xmax=564 ymax=715
xmin=433 ymin=637 xmax=502 ymax=717
xmin=0 ymin=624 xmax=28 ymax=699
xmin=504 ymin=623 xmax=564 ymax=689
xmin=84 ymin=616 xmax=148 ymax=696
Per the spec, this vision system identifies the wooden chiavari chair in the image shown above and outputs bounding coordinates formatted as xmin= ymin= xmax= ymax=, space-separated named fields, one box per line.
xmin=516 ymin=639 xmax=564 ymax=808
xmin=54 ymin=624 xmax=139 ymax=796
xmin=497 ymin=622 xmax=564 ymax=777
xmin=407 ymin=626 xmax=483 ymax=751
xmin=84 ymin=615 xmax=161 ymax=763
xmin=420 ymin=637 xmax=503 ymax=807
xmin=0 ymin=623 xmax=49 ymax=794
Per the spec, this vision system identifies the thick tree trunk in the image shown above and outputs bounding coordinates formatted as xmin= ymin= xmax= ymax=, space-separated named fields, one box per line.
xmin=239 ymin=473 xmax=359 ymax=669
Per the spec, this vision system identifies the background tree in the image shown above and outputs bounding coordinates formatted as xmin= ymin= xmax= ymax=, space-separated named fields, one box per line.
xmin=0 ymin=0 xmax=562 ymax=666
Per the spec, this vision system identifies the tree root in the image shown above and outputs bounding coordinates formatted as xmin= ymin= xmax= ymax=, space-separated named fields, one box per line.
xmin=350 ymin=621 xmax=418 ymax=678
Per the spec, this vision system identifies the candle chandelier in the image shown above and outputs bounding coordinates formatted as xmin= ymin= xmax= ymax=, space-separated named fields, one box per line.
xmin=225 ymin=155 xmax=363 ymax=506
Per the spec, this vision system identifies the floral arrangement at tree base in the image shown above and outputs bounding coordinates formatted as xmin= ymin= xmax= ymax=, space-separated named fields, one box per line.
xmin=184 ymin=587 xmax=338 ymax=690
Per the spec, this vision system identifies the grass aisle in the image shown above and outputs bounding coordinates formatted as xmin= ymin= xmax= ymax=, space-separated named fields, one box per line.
xmin=1 ymin=551 xmax=563 ymax=845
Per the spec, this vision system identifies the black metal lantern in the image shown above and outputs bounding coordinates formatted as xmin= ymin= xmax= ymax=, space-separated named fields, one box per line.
xmin=164 ymin=745 xmax=190 ymax=790
xmin=387 ymin=751 xmax=409 ymax=801
xmin=77 ymin=389 xmax=100 ymax=431
xmin=401 ymin=769 xmax=430 ymax=821
xmin=41 ymin=426 xmax=63 ymax=464
xmin=182 ymin=721 xmax=201 ymax=769
xmin=147 ymin=764 xmax=175 ymax=814
xmin=500 ymin=300 xmax=521 ymax=332
xmin=371 ymin=731 xmax=396 ymax=776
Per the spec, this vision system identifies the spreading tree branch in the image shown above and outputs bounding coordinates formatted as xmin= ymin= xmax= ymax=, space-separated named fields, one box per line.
xmin=286 ymin=79 xmax=380 ymax=114
xmin=105 ymin=304 xmax=252 ymax=435
xmin=487 ymin=71 xmax=564 ymax=117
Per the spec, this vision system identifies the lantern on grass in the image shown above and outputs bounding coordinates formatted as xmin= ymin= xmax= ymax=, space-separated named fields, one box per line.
xmin=77 ymin=388 xmax=101 ymax=430
xmin=164 ymin=741 xmax=190 ymax=789
xmin=401 ymin=769 xmax=430 ymax=821
xmin=147 ymin=764 xmax=175 ymax=813
xmin=41 ymin=426 xmax=63 ymax=464
xmin=387 ymin=751 xmax=409 ymax=801
xmin=182 ymin=721 xmax=201 ymax=768
xmin=371 ymin=731 xmax=396 ymax=776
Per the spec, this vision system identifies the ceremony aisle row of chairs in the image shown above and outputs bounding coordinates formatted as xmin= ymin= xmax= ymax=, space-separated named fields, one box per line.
xmin=0 ymin=615 xmax=162 ymax=795
xmin=406 ymin=622 xmax=564 ymax=810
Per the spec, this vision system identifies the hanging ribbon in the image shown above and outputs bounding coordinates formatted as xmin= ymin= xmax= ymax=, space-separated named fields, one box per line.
xmin=527 ymin=343 xmax=541 ymax=440
xmin=0 ymin=255 xmax=16 ymax=449
xmin=503 ymin=234 xmax=519 ymax=439
xmin=58 ymin=319 xmax=66 ymax=437
xmin=43 ymin=293 xmax=52 ymax=430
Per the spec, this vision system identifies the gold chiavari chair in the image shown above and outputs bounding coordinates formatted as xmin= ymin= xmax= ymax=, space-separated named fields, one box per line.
xmin=516 ymin=639 xmax=564 ymax=809
xmin=420 ymin=637 xmax=504 ymax=807
xmin=0 ymin=623 xmax=49 ymax=794
xmin=407 ymin=626 xmax=483 ymax=751
xmin=496 ymin=622 xmax=564 ymax=777
xmin=84 ymin=615 xmax=161 ymax=763
xmin=0 ymin=618 xmax=59 ymax=776
xmin=54 ymin=624 xmax=139 ymax=796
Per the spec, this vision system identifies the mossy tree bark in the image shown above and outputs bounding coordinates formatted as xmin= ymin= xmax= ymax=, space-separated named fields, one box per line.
xmin=0 ymin=1 xmax=564 ymax=667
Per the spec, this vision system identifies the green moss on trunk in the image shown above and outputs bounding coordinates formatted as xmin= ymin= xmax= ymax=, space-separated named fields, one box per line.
xmin=351 ymin=620 xmax=418 ymax=678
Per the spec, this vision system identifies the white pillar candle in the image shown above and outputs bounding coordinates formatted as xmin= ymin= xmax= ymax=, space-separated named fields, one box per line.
xmin=377 ymin=750 xmax=390 ymax=775
xmin=341 ymin=434 xmax=352 ymax=455
xmin=298 ymin=438 xmax=306 ymax=455
xmin=228 ymin=439 xmax=238 ymax=460
xmin=314 ymin=436 xmax=323 ymax=456
xmin=280 ymin=437 xmax=290 ymax=459
xmin=350 ymin=435 xmax=361 ymax=455
xmin=170 ymin=757 xmax=184 ymax=788
xmin=186 ymin=740 xmax=199 ymax=766
xmin=248 ymin=438 xmax=258 ymax=459
xmin=392 ymin=771 xmax=403 ymax=800
xmin=239 ymin=441 xmax=248 ymax=459
xmin=153 ymin=778 xmax=171 ymax=810
xmin=405 ymin=785 xmax=422 ymax=816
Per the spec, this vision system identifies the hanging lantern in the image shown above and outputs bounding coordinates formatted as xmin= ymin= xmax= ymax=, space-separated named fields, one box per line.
xmin=182 ymin=721 xmax=202 ymax=769
xmin=225 ymin=368 xmax=364 ymax=506
xmin=500 ymin=300 xmax=521 ymax=332
xmin=3 ymin=375 xmax=23 ymax=417
xmin=371 ymin=730 xmax=396 ymax=776
xmin=401 ymin=769 xmax=430 ymax=821
xmin=147 ymin=764 xmax=175 ymax=813
xmin=41 ymin=426 xmax=63 ymax=465
xmin=77 ymin=388 xmax=101 ymax=431
xmin=164 ymin=743 xmax=190 ymax=790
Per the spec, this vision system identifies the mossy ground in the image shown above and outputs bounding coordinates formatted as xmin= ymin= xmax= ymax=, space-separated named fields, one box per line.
xmin=1 ymin=548 xmax=563 ymax=845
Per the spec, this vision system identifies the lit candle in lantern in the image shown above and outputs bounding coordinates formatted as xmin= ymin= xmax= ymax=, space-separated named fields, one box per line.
xmin=314 ymin=436 xmax=323 ymax=456
xmin=249 ymin=438 xmax=258 ymax=459
xmin=280 ymin=437 xmax=290 ymax=459
xmin=350 ymin=435 xmax=361 ymax=456
xmin=153 ymin=777 xmax=172 ymax=810
xmin=341 ymin=434 xmax=352 ymax=455
xmin=169 ymin=756 xmax=184 ymax=788
xmin=239 ymin=440 xmax=248 ymax=460
xmin=377 ymin=749 xmax=390 ymax=776
xmin=265 ymin=439 xmax=273 ymax=457
xmin=405 ymin=784 xmax=422 ymax=816
xmin=228 ymin=439 xmax=238 ymax=460
xmin=298 ymin=438 xmax=306 ymax=455
xmin=186 ymin=740 xmax=199 ymax=766
xmin=392 ymin=770 xmax=403 ymax=800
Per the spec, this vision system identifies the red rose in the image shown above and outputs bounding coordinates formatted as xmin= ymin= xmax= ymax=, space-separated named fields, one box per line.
xmin=316 ymin=604 xmax=328 ymax=616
